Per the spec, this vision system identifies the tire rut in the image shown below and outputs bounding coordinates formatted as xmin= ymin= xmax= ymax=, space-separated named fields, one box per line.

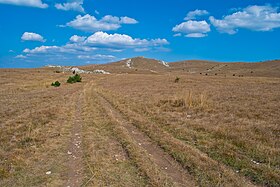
xmin=94 ymin=89 xmax=196 ymax=187
xmin=65 ymin=92 xmax=84 ymax=187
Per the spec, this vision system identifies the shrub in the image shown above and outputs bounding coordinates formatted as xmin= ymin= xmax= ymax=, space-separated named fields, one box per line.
xmin=51 ymin=81 xmax=61 ymax=87
xmin=174 ymin=77 xmax=180 ymax=83
xmin=67 ymin=74 xmax=82 ymax=84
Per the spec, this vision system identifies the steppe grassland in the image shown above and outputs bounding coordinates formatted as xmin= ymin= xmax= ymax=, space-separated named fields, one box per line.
xmin=0 ymin=69 xmax=83 ymax=186
xmin=94 ymin=73 xmax=280 ymax=186
xmin=0 ymin=68 xmax=279 ymax=186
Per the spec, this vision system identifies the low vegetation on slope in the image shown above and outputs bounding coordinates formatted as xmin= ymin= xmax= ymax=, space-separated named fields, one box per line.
xmin=67 ymin=74 xmax=82 ymax=84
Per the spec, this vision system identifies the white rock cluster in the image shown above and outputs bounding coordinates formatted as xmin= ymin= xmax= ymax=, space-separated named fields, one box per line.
xmin=46 ymin=65 xmax=110 ymax=74
xmin=93 ymin=69 xmax=110 ymax=74
xmin=158 ymin=60 xmax=170 ymax=67
xmin=126 ymin=59 xmax=132 ymax=69
xmin=46 ymin=65 xmax=62 ymax=68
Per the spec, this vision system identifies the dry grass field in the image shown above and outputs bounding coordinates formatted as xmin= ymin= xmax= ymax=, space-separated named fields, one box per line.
xmin=0 ymin=59 xmax=279 ymax=186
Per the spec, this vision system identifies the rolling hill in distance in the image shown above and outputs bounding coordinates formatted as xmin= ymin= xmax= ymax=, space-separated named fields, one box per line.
xmin=82 ymin=56 xmax=280 ymax=77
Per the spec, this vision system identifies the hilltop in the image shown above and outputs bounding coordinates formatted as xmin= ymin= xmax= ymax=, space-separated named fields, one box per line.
xmin=81 ymin=57 xmax=280 ymax=78
xmin=82 ymin=56 xmax=170 ymax=74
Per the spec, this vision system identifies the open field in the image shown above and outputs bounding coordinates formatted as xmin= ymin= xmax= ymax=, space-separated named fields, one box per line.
xmin=0 ymin=60 xmax=279 ymax=186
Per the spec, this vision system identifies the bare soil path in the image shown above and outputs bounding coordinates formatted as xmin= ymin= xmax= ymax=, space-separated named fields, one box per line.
xmin=94 ymin=88 xmax=196 ymax=187
xmin=65 ymin=92 xmax=84 ymax=187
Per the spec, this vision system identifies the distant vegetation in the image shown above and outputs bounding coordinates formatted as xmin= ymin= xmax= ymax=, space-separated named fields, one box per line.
xmin=67 ymin=74 xmax=82 ymax=84
xmin=174 ymin=77 xmax=180 ymax=83
xmin=51 ymin=81 xmax=61 ymax=87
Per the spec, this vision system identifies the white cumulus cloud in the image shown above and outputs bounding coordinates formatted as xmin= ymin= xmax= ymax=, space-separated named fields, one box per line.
xmin=55 ymin=0 xmax=85 ymax=13
xmin=85 ymin=31 xmax=168 ymax=48
xmin=172 ymin=20 xmax=211 ymax=38
xmin=15 ymin=55 xmax=27 ymax=59
xmin=0 ymin=0 xmax=48 ymax=8
xmin=185 ymin=33 xmax=207 ymax=38
xmin=23 ymin=46 xmax=59 ymax=53
xmin=65 ymin=14 xmax=138 ymax=32
xmin=23 ymin=43 xmax=95 ymax=54
xmin=19 ymin=32 xmax=168 ymax=64
xmin=210 ymin=5 xmax=280 ymax=34
xmin=77 ymin=54 xmax=116 ymax=60
xmin=185 ymin=9 xmax=209 ymax=20
xmin=70 ymin=35 xmax=86 ymax=43
xmin=21 ymin=32 xmax=46 ymax=42
xmin=120 ymin=16 xmax=138 ymax=24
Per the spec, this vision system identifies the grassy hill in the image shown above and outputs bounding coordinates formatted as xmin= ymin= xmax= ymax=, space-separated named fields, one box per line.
xmin=82 ymin=57 xmax=280 ymax=78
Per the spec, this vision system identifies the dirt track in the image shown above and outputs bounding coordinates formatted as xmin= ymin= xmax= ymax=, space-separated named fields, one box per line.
xmin=93 ymin=85 xmax=195 ymax=186
xmin=69 ymin=81 xmax=197 ymax=186
xmin=66 ymin=93 xmax=84 ymax=187
xmin=62 ymin=79 xmax=256 ymax=187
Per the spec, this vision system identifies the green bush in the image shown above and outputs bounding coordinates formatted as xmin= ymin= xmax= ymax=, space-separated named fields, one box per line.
xmin=67 ymin=74 xmax=82 ymax=84
xmin=174 ymin=77 xmax=180 ymax=83
xmin=51 ymin=81 xmax=61 ymax=87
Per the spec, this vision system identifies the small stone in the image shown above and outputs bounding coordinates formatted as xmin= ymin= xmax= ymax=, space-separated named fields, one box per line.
xmin=251 ymin=159 xmax=260 ymax=165
xmin=138 ymin=143 xmax=142 ymax=146
xmin=46 ymin=171 xmax=51 ymax=175
xmin=165 ymin=167 xmax=168 ymax=170
xmin=67 ymin=151 xmax=72 ymax=155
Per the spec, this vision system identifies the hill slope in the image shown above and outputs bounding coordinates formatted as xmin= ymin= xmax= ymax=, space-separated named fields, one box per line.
xmin=83 ymin=57 xmax=170 ymax=74
xmin=170 ymin=60 xmax=280 ymax=77
xmin=81 ymin=57 xmax=280 ymax=77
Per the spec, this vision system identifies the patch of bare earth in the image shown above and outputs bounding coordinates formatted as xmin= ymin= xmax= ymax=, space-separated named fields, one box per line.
xmin=65 ymin=92 xmax=84 ymax=187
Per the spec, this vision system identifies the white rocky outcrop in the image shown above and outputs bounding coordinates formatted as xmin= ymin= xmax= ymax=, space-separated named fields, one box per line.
xmin=126 ymin=59 xmax=132 ymax=69
xmin=46 ymin=65 xmax=62 ymax=68
xmin=158 ymin=60 xmax=170 ymax=67
xmin=47 ymin=65 xmax=110 ymax=74
xmin=93 ymin=69 xmax=110 ymax=74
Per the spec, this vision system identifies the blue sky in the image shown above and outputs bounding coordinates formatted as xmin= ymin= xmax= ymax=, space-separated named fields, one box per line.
xmin=0 ymin=0 xmax=280 ymax=68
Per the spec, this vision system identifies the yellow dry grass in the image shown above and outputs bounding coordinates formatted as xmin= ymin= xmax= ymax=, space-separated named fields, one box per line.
xmin=94 ymin=73 xmax=280 ymax=186
xmin=0 ymin=67 xmax=279 ymax=186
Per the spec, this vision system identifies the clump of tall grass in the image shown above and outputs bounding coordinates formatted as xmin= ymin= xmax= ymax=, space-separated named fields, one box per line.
xmin=184 ymin=91 xmax=208 ymax=109
xmin=157 ymin=91 xmax=210 ymax=110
